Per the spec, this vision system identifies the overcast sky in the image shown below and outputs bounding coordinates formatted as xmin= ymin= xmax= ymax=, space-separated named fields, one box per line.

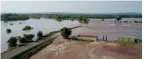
xmin=1 ymin=1 xmax=142 ymax=13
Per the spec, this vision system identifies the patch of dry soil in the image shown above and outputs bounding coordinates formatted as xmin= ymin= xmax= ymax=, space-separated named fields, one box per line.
xmin=30 ymin=37 xmax=141 ymax=59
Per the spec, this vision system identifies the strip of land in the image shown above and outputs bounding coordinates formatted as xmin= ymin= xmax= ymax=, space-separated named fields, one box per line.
xmin=30 ymin=36 xmax=141 ymax=59
xmin=1 ymin=33 xmax=59 ymax=59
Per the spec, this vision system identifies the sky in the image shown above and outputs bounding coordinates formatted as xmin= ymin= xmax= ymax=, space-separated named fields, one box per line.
xmin=1 ymin=1 xmax=142 ymax=13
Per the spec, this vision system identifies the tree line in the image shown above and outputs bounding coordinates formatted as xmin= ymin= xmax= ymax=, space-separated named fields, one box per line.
xmin=1 ymin=13 xmax=30 ymax=21
xmin=1 ymin=13 xmax=142 ymax=24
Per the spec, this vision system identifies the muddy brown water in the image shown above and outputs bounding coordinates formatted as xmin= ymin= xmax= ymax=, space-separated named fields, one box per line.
xmin=71 ymin=18 xmax=142 ymax=42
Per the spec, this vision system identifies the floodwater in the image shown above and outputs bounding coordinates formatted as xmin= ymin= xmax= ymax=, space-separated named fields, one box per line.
xmin=1 ymin=18 xmax=80 ymax=53
xmin=1 ymin=18 xmax=142 ymax=53
xmin=71 ymin=18 xmax=142 ymax=41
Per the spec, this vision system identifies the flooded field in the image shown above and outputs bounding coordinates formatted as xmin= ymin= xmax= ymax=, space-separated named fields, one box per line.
xmin=71 ymin=18 xmax=142 ymax=41
xmin=1 ymin=18 xmax=80 ymax=53
xmin=1 ymin=18 xmax=142 ymax=53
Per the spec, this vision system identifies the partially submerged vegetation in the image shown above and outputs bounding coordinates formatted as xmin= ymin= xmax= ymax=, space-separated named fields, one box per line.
xmin=115 ymin=16 xmax=122 ymax=23
xmin=19 ymin=22 xmax=22 ymax=24
xmin=7 ymin=34 xmax=35 ymax=47
xmin=37 ymin=31 xmax=43 ymax=37
xmin=78 ymin=16 xmax=89 ymax=24
xmin=6 ymin=28 xmax=12 ymax=34
xmin=116 ymin=36 xmax=137 ymax=46
xmin=23 ymin=34 xmax=35 ymax=42
xmin=7 ymin=37 xmax=17 ymax=47
xmin=134 ymin=21 xmax=142 ymax=23
xmin=23 ymin=25 xmax=33 ymax=31
xmin=37 ymin=31 xmax=43 ymax=40
xmin=6 ymin=26 xmax=80 ymax=49
xmin=116 ymin=40 xmax=136 ymax=46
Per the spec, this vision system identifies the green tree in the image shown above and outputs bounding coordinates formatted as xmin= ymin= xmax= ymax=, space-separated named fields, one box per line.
xmin=52 ymin=14 xmax=62 ymax=21
xmin=1 ymin=13 xmax=29 ymax=21
xmin=37 ymin=31 xmax=43 ymax=37
xmin=6 ymin=28 xmax=12 ymax=34
xmin=17 ymin=36 xmax=26 ymax=43
xmin=78 ymin=16 xmax=89 ymax=24
xmin=23 ymin=25 xmax=33 ymax=31
xmin=7 ymin=37 xmax=17 ymax=47
xmin=116 ymin=16 xmax=122 ymax=23
xmin=61 ymin=27 xmax=72 ymax=39
xmin=23 ymin=34 xmax=35 ymax=42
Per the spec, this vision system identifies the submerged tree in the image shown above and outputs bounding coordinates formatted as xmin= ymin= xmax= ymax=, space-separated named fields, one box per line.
xmin=116 ymin=16 xmax=122 ymax=23
xmin=17 ymin=36 xmax=25 ymax=43
xmin=37 ymin=31 xmax=43 ymax=37
xmin=78 ymin=16 xmax=89 ymax=24
xmin=6 ymin=28 xmax=12 ymax=34
xmin=7 ymin=37 xmax=17 ymax=47
xmin=61 ymin=27 xmax=72 ymax=39
xmin=23 ymin=34 xmax=35 ymax=42
xmin=23 ymin=25 xmax=33 ymax=31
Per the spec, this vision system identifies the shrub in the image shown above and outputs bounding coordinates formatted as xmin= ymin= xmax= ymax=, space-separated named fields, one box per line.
xmin=37 ymin=31 xmax=43 ymax=37
xmin=78 ymin=16 xmax=89 ymax=24
xmin=6 ymin=28 xmax=12 ymax=34
xmin=61 ymin=27 xmax=72 ymax=39
xmin=124 ymin=21 xmax=128 ymax=23
xmin=23 ymin=34 xmax=35 ymax=42
xmin=10 ymin=23 xmax=13 ymax=25
xmin=117 ymin=39 xmax=136 ymax=46
xmin=134 ymin=21 xmax=142 ymax=23
xmin=17 ymin=36 xmax=26 ymax=43
xmin=23 ymin=25 xmax=33 ymax=31
xmin=7 ymin=37 xmax=17 ymax=47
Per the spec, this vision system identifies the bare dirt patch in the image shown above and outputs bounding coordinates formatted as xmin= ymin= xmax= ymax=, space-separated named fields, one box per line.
xmin=30 ymin=37 xmax=141 ymax=59
xmin=104 ymin=44 xmax=142 ymax=59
